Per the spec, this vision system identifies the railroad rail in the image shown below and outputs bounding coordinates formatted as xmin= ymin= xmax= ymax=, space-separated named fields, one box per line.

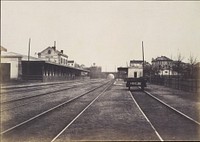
xmin=1 ymin=79 xmax=113 ymax=139
xmin=1 ymin=79 xmax=103 ymax=104
xmin=1 ymin=79 xmax=104 ymax=94
xmin=1 ymin=80 xmax=107 ymax=112
xmin=51 ymin=80 xmax=113 ymax=142
xmin=129 ymin=89 xmax=200 ymax=140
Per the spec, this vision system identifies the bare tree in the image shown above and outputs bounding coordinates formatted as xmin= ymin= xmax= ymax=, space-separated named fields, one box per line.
xmin=188 ymin=54 xmax=197 ymax=65
xmin=172 ymin=52 xmax=185 ymax=76
xmin=172 ymin=52 xmax=185 ymax=89
xmin=177 ymin=52 xmax=184 ymax=62
xmin=188 ymin=54 xmax=197 ymax=79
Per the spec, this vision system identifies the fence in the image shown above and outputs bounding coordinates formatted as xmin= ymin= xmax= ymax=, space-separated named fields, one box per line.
xmin=150 ymin=76 xmax=200 ymax=93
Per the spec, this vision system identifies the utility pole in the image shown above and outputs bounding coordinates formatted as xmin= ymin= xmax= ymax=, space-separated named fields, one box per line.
xmin=27 ymin=38 xmax=31 ymax=78
xmin=54 ymin=41 xmax=56 ymax=47
xmin=28 ymin=38 xmax=31 ymax=61
xmin=142 ymin=41 xmax=145 ymax=76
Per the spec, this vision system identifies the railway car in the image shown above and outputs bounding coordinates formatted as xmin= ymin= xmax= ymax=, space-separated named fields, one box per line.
xmin=125 ymin=60 xmax=146 ymax=90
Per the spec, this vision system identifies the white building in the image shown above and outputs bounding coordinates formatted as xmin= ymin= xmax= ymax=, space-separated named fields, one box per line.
xmin=38 ymin=46 xmax=68 ymax=66
xmin=158 ymin=69 xmax=178 ymax=76
xmin=130 ymin=60 xmax=143 ymax=68
xmin=1 ymin=50 xmax=42 ymax=80
xmin=128 ymin=60 xmax=143 ymax=78
xmin=1 ymin=52 xmax=22 ymax=79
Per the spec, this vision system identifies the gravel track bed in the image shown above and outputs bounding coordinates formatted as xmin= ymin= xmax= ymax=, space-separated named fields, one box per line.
xmin=1 ymin=81 xmax=111 ymax=142
xmin=1 ymin=81 xmax=106 ymax=133
xmin=146 ymin=84 xmax=200 ymax=123
xmin=132 ymin=89 xmax=200 ymax=141
xmin=55 ymin=84 xmax=159 ymax=141
xmin=1 ymin=80 xmax=101 ymax=102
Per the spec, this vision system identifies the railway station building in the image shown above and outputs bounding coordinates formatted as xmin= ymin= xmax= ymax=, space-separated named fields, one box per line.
xmin=38 ymin=46 xmax=68 ymax=66
xmin=21 ymin=60 xmax=90 ymax=81
xmin=1 ymin=46 xmax=90 ymax=82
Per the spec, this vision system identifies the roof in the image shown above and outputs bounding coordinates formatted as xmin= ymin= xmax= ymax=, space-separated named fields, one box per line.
xmin=39 ymin=46 xmax=68 ymax=58
xmin=117 ymin=67 xmax=128 ymax=71
xmin=1 ymin=52 xmax=23 ymax=58
xmin=1 ymin=52 xmax=42 ymax=61
xmin=67 ymin=60 xmax=74 ymax=63
xmin=0 ymin=46 xmax=7 ymax=52
xmin=130 ymin=60 xmax=143 ymax=63
xmin=22 ymin=60 xmax=90 ymax=72
xmin=152 ymin=56 xmax=172 ymax=62
xmin=21 ymin=55 xmax=43 ymax=61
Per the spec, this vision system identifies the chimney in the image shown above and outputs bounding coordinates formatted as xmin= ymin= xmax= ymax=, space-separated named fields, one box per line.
xmin=52 ymin=41 xmax=56 ymax=50
xmin=61 ymin=50 xmax=63 ymax=53
xmin=52 ymin=46 xmax=56 ymax=51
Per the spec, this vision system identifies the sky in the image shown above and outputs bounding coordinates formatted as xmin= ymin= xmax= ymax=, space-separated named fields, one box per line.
xmin=1 ymin=1 xmax=200 ymax=72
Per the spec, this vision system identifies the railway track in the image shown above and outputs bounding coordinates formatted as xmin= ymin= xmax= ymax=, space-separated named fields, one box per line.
xmin=1 ymin=79 xmax=104 ymax=94
xmin=1 ymin=80 xmax=109 ymax=127
xmin=0 ymin=80 xmax=78 ymax=94
xmin=1 ymin=79 xmax=103 ymax=104
xmin=1 ymin=80 xmax=114 ymax=142
xmin=129 ymin=89 xmax=200 ymax=141
xmin=1 ymin=80 xmax=107 ymax=112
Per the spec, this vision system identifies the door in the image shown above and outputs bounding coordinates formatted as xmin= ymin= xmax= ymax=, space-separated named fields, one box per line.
xmin=134 ymin=72 xmax=137 ymax=78
xmin=0 ymin=63 xmax=10 ymax=82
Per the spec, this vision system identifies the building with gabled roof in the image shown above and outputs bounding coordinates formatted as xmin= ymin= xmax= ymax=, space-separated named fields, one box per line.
xmin=152 ymin=56 xmax=173 ymax=69
xmin=1 ymin=52 xmax=22 ymax=80
xmin=1 ymin=51 xmax=43 ymax=80
xmin=38 ymin=46 xmax=68 ymax=66
xmin=152 ymin=56 xmax=178 ymax=76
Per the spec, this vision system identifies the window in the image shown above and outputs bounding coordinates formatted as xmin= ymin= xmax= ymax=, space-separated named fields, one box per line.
xmin=48 ymin=50 xmax=51 ymax=54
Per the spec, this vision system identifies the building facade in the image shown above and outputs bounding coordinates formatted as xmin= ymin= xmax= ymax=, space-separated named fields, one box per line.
xmin=130 ymin=60 xmax=143 ymax=67
xmin=1 ymin=52 xmax=22 ymax=79
xmin=38 ymin=46 xmax=68 ymax=66
xmin=129 ymin=60 xmax=143 ymax=78
xmin=87 ymin=66 xmax=102 ymax=79
xmin=151 ymin=56 xmax=177 ymax=76
xmin=67 ymin=60 xmax=75 ymax=67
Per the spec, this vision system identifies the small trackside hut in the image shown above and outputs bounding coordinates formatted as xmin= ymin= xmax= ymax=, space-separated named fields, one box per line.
xmin=125 ymin=41 xmax=147 ymax=90
xmin=125 ymin=60 xmax=146 ymax=90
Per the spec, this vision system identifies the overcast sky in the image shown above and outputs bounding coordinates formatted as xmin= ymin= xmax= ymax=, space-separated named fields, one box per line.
xmin=1 ymin=1 xmax=200 ymax=71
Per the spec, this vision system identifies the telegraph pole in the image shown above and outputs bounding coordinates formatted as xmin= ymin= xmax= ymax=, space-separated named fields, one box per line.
xmin=54 ymin=41 xmax=56 ymax=47
xmin=27 ymin=38 xmax=31 ymax=79
xmin=142 ymin=41 xmax=145 ymax=76
xmin=28 ymin=38 xmax=31 ymax=61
